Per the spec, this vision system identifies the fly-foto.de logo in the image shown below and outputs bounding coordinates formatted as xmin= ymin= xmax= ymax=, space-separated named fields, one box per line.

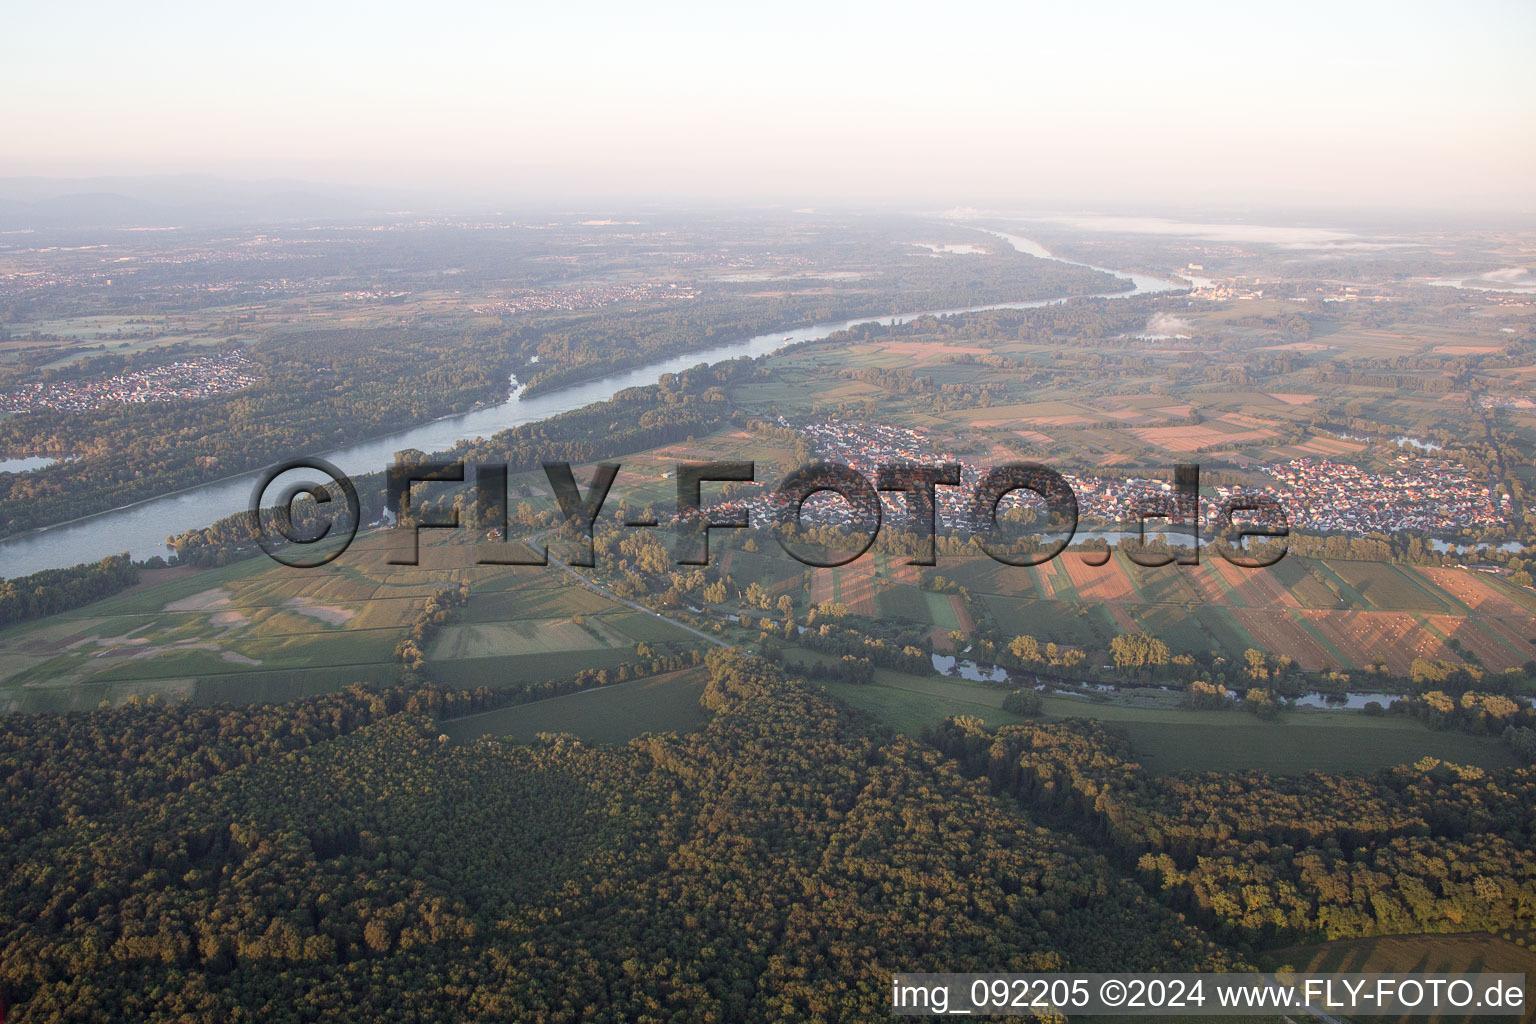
xmin=248 ymin=457 xmax=1287 ymax=571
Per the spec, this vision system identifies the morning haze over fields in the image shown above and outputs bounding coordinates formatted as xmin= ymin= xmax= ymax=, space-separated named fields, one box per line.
xmin=0 ymin=2 xmax=1534 ymax=1021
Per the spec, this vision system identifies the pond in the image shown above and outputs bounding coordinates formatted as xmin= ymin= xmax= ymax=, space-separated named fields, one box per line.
xmin=930 ymin=654 xmax=1010 ymax=683
xmin=1291 ymin=692 xmax=1402 ymax=710
xmin=0 ymin=456 xmax=58 ymax=473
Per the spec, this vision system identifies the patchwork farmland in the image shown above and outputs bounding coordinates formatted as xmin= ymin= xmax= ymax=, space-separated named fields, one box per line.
xmin=887 ymin=550 xmax=1536 ymax=675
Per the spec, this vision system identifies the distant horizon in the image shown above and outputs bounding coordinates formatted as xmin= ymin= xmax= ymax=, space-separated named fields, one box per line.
xmin=1 ymin=172 xmax=1531 ymax=231
xmin=5 ymin=0 xmax=1533 ymax=213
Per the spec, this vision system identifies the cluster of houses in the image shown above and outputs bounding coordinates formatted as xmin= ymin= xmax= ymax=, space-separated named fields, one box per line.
xmin=732 ymin=422 xmax=1511 ymax=544
xmin=473 ymin=281 xmax=694 ymax=316
xmin=790 ymin=421 xmax=968 ymax=529
xmin=1246 ymin=455 xmax=1510 ymax=536
xmin=0 ymin=350 xmax=261 ymax=413
xmin=796 ymin=422 xmax=957 ymax=478
xmin=730 ymin=421 xmax=1201 ymax=536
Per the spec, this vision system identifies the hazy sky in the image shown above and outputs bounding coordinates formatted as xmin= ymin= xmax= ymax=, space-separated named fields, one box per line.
xmin=5 ymin=0 xmax=1533 ymax=209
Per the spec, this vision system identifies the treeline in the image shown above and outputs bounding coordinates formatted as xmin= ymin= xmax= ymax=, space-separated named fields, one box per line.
xmin=1312 ymin=370 xmax=1460 ymax=393
xmin=394 ymin=584 xmax=470 ymax=672
xmin=931 ymin=716 xmax=1536 ymax=950
xmin=1406 ymin=690 xmax=1536 ymax=762
xmin=469 ymin=646 xmax=707 ymax=704
xmin=433 ymin=646 xmax=709 ymax=717
xmin=816 ymin=299 xmax=1148 ymax=347
xmin=782 ymin=655 xmax=878 ymax=684
xmin=464 ymin=360 xmax=750 ymax=471
xmin=771 ymin=618 xmax=934 ymax=678
xmin=1284 ymin=531 xmax=1452 ymax=565
xmin=0 ymin=554 xmax=138 ymax=626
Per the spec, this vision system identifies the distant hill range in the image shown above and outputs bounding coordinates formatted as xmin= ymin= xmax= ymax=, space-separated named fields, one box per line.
xmin=0 ymin=174 xmax=396 ymax=229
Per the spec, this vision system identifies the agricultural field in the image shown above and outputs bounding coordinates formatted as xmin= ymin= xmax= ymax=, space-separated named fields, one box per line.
xmin=440 ymin=665 xmax=711 ymax=745
xmin=7 ymin=189 xmax=1536 ymax=1024
xmin=0 ymin=538 xmax=422 ymax=712
xmin=0 ymin=525 xmax=702 ymax=712
xmin=391 ymin=330 xmax=1534 ymax=689
xmin=927 ymin=550 xmax=1536 ymax=676
xmin=738 ymin=297 xmax=1536 ymax=498
xmin=0 ymin=313 xmax=253 ymax=367
xmin=6 ymin=294 xmax=1535 ymax=716
xmin=6 ymin=439 xmax=1529 ymax=716
xmin=426 ymin=590 xmax=699 ymax=690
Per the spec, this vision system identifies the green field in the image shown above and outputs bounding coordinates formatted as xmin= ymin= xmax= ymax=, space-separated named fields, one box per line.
xmin=922 ymin=591 xmax=961 ymax=630
xmin=0 ymin=545 xmax=417 ymax=711
xmin=876 ymin=586 xmax=930 ymax=622
xmin=440 ymin=667 xmax=711 ymax=745
xmin=0 ymin=520 xmax=718 ymax=712
xmin=795 ymin=650 xmax=1514 ymax=774
xmin=430 ymin=618 xmax=628 ymax=659
xmin=5 ymin=329 xmax=1534 ymax=729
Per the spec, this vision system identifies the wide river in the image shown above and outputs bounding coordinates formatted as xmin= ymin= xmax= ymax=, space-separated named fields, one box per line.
xmin=0 ymin=230 xmax=1179 ymax=577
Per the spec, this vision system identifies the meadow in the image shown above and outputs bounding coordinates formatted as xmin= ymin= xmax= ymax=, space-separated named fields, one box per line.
xmin=440 ymin=665 xmax=711 ymax=744
xmin=794 ymin=649 xmax=1515 ymax=774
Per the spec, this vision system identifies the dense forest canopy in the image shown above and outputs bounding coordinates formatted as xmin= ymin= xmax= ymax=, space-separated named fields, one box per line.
xmin=0 ymin=652 xmax=1250 ymax=1022
xmin=2 ymin=647 xmax=1533 ymax=1020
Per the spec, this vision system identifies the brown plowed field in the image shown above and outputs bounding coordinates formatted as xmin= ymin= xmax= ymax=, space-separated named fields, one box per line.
xmin=1132 ymin=424 xmax=1278 ymax=452
xmin=1107 ymin=605 xmax=1140 ymax=633
xmin=1209 ymin=556 xmax=1301 ymax=608
xmin=810 ymin=568 xmax=834 ymax=606
xmin=876 ymin=341 xmax=990 ymax=366
xmin=838 ymin=567 xmax=878 ymax=617
xmin=1233 ymin=608 xmax=1336 ymax=671
xmin=1416 ymin=567 xmax=1534 ymax=618
xmin=1303 ymin=611 xmax=1447 ymax=674
xmin=1062 ymin=555 xmax=1136 ymax=603
xmin=1469 ymin=616 xmax=1536 ymax=671
xmin=1189 ymin=562 xmax=1237 ymax=604
xmin=1036 ymin=568 xmax=1057 ymax=600
xmin=1425 ymin=615 xmax=1525 ymax=672
xmin=949 ymin=596 xmax=975 ymax=633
